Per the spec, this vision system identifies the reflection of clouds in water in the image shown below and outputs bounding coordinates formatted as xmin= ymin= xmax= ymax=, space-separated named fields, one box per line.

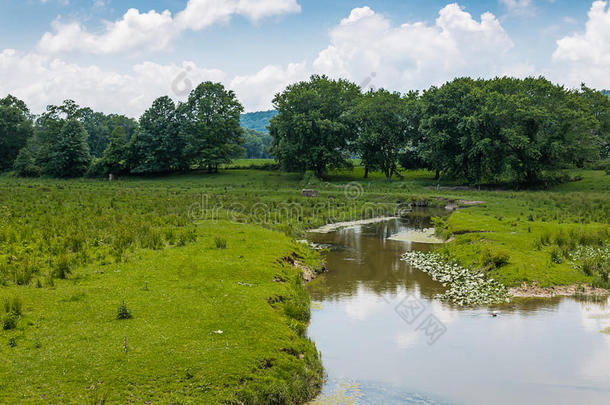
xmin=394 ymin=331 xmax=419 ymax=349
xmin=580 ymin=334 xmax=610 ymax=381
xmin=578 ymin=297 xmax=610 ymax=382
xmin=342 ymin=284 xmax=421 ymax=321
xmin=579 ymin=296 xmax=610 ymax=333
xmin=343 ymin=284 xmax=389 ymax=321
xmin=428 ymin=300 xmax=459 ymax=326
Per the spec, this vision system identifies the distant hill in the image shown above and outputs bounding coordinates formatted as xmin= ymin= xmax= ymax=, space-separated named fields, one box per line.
xmin=241 ymin=110 xmax=277 ymax=133
xmin=602 ymin=90 xmax=610 ymax=97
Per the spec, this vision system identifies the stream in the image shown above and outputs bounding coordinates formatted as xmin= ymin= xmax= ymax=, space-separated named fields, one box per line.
xmin=306 ymin=212 xmax=610 ymax=405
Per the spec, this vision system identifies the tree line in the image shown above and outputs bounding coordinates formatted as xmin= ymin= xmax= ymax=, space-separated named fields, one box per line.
xmin=270 ymin=75 xmax=610 ymax=185
xmin=1 ymin=76 xmax=609 ymax=186
xmin=1 ymin=82 xmax=244 ymax=178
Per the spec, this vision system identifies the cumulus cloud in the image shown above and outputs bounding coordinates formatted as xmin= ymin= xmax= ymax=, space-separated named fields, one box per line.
xmin=39 ymin=0 xmax=301 ymax=54
xmin=39 ymin=9 xmax=177 ymax=54
xmin=175 ymin=0 xmax=301 ymax=29
xmin=313 ymin=4 xmax=517 ymax=91
xmin=229 ymin=62 xmax=308 ymax=111
xmin=0 ymin=49 xmax=227 ymax=116
xmin=0 ymin=49 xmax=305 ymax=116
xmin=552 ymin=1 xmax=610 ymax=87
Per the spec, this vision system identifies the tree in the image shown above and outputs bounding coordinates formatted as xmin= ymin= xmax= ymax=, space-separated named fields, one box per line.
xmin=0 ymin=95 xmax=33 ymax=171
xmin=417 ymin=77 xmax=600 ymax=186
xmin=80 ymin=108 xmax=111 ymax=158
xmin=242 ymin=128 xmax=272 ymax=159
xmin=13 ymin=146 xmax=40 ymax=177
xmin=181 ymin=82 xmax=244 ymax=172
xmin=100 ymin=126 xmax=128 ymax=174
xmin=351 ymin=89 xmax=409 ymax=179
xmin=129 ymin=96 xmax=186 ymax=174
xmin=579 ymin=85 xmax=610 ymax=160
xmin=269 ymin=75 xmax=361 ymax=177
xmin=45 ymin=120 xmax=91 ymax=178
xmin=419 ymin=78 xmax=484 ymax=182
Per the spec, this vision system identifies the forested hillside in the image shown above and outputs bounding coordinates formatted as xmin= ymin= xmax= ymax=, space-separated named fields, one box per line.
xmin=240 ymin=110 xmax=277 ymax=132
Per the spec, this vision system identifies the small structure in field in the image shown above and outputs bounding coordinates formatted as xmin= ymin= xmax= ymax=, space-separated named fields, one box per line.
xmin=109 ymin=173 xmax=115 ymax=182
xmin=301 ymin=189 xmax=318 ymax=198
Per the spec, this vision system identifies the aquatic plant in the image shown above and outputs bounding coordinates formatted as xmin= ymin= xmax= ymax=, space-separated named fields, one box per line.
xmin=401 ymin=251 xmax=509 ymax=306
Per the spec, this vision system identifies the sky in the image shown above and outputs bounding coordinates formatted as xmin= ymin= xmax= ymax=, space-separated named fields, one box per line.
xmin=0 ymin=0 xmax=609 ymax=117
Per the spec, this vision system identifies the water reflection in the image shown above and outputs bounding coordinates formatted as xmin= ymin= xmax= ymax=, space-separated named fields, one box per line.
xmin=307 ymin=215 xmax=610 ymax=405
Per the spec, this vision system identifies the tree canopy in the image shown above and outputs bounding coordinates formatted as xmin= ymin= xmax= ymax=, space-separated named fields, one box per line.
xmin=181 ymin=82 xmax=244 ymax=172
xmin=0 ymin=95 xmax=33 ymax=171
xmin=269 ymin=75 xmax=361 ymax=177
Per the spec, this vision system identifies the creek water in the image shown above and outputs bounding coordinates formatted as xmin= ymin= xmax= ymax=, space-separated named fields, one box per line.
xmin=306 ymin=212 xmax=610 ymax=405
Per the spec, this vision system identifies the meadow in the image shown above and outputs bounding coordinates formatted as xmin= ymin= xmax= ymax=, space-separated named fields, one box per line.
xmin=1 ymin=164 xmax=609 ymax=403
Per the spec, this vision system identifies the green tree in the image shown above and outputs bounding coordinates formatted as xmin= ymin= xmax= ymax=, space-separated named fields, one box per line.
xmin=80 ymin=108 xmax=111 ymax=158
xmin=579 ymin=85 xmax=610 ymax=160
xmin=100 ymin=126 xmax=128 ymax=174
xmin=13 ymin=146 xmax=40 ymax=177
xmin=352 ymin=89 xmax=409 ymax=179
xmin=418 ymin=77 xmax=600 ymax=185
xmin=419 ymin=78 xmax=483 ymax=182
xmin=242 ymin=128 xmax=272 ymax=158
xmin=0 ymin=95 xmax=33 ymax=171
xmin=269 ymin=75 xmax=361 ymax=177
xmin=45 ymin=120 xmax=92 ymax=178
xmin=129 ymin=96 xmax=186 ymax=174
xmin=80 ymin=109 xmax=139 ymax=158
xmin=181 ymin=82 xmax=244 ymax=172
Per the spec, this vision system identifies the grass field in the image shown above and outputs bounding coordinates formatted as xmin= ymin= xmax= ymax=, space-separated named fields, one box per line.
xmin=1 ymin=166 xmax=609 ymax=402
xmin=1 ymin=222 xmax=323 ymax=404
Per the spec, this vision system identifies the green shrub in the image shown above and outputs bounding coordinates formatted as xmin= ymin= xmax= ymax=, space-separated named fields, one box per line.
xmin=549 ymin=246 xmax=563 ymax=264
xmin=480 ymin=248 xmax=510 ymax=269
xmin=177 ymin=228 xmax=197 ymax=246
xmin=140 ymin=228 xmax=165 ymax=250
xmin=214 ymin=237 xmax=227 ymax=249
xmin=539 ymin=231 xmax=552 ymax=246
xmin=2 ymin=314 xmax=17 ymax=330
xmin=52 ymin=255 xmax=72 ymax=279
xmin=116 ymin=301 xmax=132 ymax=320
xmin=3 ymin=296 xmax=22 ymax=316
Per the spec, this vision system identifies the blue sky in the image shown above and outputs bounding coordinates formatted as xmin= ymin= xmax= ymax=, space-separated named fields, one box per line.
xmin=0 ymin=0 xmax=608 ymax=116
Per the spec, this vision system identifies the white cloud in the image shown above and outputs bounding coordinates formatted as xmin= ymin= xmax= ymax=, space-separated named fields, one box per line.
xmin=499 ymin=0 xmax=534 ymax=14
xmin=0 ymin=49 xmax=226 ymax=116
xmin=313 ymin=4 xmax=518 ymax=92
xmin=176 ymin=0 xmax=301 ymax=30
xmin=0 ymin=48 xmax=304 ymax=116
xmin=236 ymin=0 xmax=301 ymax=22
xmin=39 ymin=9 xmax=178 ymax=54
xmin=39 ymin=0 xmax=301 ymax=54
xmin=229 ymin=61 xmax=308 ymax=111
xmin=552 ymin=1 xmax=610 ymax=88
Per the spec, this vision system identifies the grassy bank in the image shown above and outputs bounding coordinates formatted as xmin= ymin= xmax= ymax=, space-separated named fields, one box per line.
xmin=1 ymin=221 xmax=323 ymax=404
xmin=433 ymin=170 xmax=610 ymax=288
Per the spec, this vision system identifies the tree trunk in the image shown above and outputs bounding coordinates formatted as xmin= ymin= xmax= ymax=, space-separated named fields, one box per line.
xmin=364 ymin=167 xmax=369 ymax=179
xmin=434 ymin=170 xmax=440 ymax=180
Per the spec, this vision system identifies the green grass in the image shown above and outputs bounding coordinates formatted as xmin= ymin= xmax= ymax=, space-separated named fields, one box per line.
xmin=222 ymin=159 xmax=276 ymax=169
xmin=0 ymin=222 xmax=323 ymax=404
